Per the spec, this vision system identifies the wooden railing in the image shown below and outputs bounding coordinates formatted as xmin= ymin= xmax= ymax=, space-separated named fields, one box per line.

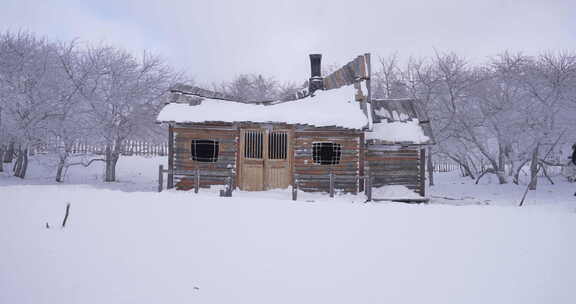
xmin=292 ymin=172 xmax=427 ymax=202
xmin=157 ymin=165 xmax=234 ymax=197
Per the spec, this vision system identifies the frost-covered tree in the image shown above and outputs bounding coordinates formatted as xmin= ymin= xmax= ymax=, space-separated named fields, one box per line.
xmin=0 ymin=31 xmax=62 ymax=178
xmin=219 ymin=74 xmax=279 ymax=102
xmin=71 ymin=45 xmax=175 ymax=182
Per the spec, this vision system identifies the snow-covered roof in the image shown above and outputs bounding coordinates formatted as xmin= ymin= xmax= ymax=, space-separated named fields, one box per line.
xmin=157 ymin=85 xmax=370 ymax=130
xmin=157 ymin=87 xmax=434 ymax=144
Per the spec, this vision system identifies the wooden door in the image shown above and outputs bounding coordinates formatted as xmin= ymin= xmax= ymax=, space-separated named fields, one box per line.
xmin=265 ymin=130 xmax=291 ymax=189
xmin=239 ymin=128 xmax=291 ymax=191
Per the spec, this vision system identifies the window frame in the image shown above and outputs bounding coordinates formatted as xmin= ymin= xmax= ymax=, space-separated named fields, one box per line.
xmin=190 ymin=139 xmax=219 ymax=163
xmin=312 ymin=141 xmax=342 ymax=165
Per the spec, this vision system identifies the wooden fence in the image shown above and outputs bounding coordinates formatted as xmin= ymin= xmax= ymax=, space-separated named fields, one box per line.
xmin=432 ymin=160 xmax=564 ymax=177
xmin=432 ymin=161 xmax=459 ymax=172
xmin=33 ymin=140 xmax=169 ymax=156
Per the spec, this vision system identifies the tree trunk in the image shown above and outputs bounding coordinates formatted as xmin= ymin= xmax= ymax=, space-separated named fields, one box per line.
xmin=104 ymin=144 xmax=120 ymax=182
xmin=495 ymin=169 xmax=507 ymax=184
xmin=498 ymin=143 xmax=505 ymax=172
xmin=13 ymin=148 xmax=28 ymax=178
xmin=509 ymin=159 xmax=515 ymax=177
xmin=13 ymin=148 xmax=22 ymax=176
xmin=427 ymin=147 xmax=434 ymax=186
xmin=55 ymin=155 xmax=66 ymax=183
xmin=0 ymin=148 xmax=4 ymax=172
xmin=512 ymin=159 xmax=529 ymax=185
xmin=528 ymin=144 xmax=540 ymax=190
xmin=4 ymin=141 xmax=14 ymax=163
xmin=20 ymin=150 xmax=28 ymax=178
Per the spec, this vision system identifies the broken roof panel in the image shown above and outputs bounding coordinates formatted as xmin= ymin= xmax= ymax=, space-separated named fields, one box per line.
xmin=367 ymin=99 xmax=435 ymax=144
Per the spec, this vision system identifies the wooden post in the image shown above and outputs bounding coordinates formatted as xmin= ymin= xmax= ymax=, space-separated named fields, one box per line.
xmin=227 ymin=176 xmax=233 ymax=196
xmin=195 ymin=168 xmax=200 ymax=194
xmin=366 ymin=170 xmax=372 ymax=202
xmin=158 ymin=165 xmax=163 ymax=192
xmin=419 ymin=148 xmax=426 ymax=197
xmin=167 ymin=125 xmax=174 ymax=189
xmin=329 ymin=171 xmax=335 ymax=198
xmin=292 ymin=178 xmax=298 ymax=201
xmin=359 ymin=133 xmax=365 ymax=193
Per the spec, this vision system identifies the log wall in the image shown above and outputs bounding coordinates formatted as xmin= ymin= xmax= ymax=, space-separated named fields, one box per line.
xmin=365 ymin=144 xmax=424 ymax=194
xmin=172 ymin=123 xmax=238 ymax=190
xmin=170 ymin=123 xmax=426 ymax=196
xmin=293 ymin=126 xmax=362 ymax=193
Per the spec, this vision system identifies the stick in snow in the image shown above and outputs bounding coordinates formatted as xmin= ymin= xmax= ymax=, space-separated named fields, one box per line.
xmin=61 ymin=203 xmax=71 ymax=228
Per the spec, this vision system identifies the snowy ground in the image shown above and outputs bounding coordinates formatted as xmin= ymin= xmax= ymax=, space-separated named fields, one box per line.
xmin=1 ymin=155 xmax=575 ymax=304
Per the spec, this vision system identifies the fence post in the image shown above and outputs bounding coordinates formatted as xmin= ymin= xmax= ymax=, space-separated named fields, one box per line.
xmin=329 ymin=171 xmax=335 ymax=198
xmin=194 ymin=168 xmax=200 ymax=194
xmin=292 ymin=179 xmax=298 ymax=201
xmin=167 ymin=126 xmax=174 ymax=189
xmin=366 ymin=170 xmax=372 ymax=202
xmin=227 ymin=176 xmax=233 ymax=196
xmin=158 ymin=165 xmax=163 ymax=192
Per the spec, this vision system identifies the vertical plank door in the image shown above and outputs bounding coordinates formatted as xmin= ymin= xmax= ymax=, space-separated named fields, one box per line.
xmin=265 ymin=130 xmax=291 ymax=189
xmin=239 ymin=128 xmax=291 ymax=191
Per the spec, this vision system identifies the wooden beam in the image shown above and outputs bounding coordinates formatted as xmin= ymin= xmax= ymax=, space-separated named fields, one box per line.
xmin=419 ymin=148 xmax=426 ymax=196
xmin=359 ymin=133 xmax=365 ymax=192
xmin=168 ymin=125 xmax=174 ymax=189
xmin=158 ymin=165 xmax=163 ymax=192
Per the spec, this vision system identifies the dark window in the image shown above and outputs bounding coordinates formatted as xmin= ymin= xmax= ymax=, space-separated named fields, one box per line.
xmin=191 ymin=140 xmax=219 ymax=162
xmin=312 ymin=142 xmax=341 ymax=165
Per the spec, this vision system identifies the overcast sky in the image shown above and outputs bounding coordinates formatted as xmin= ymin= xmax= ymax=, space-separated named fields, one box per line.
xmin=2 ymin=0 xmax=575 ymax=86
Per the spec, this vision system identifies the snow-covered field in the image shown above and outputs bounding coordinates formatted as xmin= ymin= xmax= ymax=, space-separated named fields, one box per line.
xmin=1 ymin=156 xmax=576 ymax=304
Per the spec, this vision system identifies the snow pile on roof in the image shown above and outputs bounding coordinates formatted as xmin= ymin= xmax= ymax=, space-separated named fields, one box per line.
xmin=365 ymin=119 xmax=430 ymax=144
xmin=371 ymin=185 xmax=422 ymax=199
xmin=375 ymin=109 xmax=410 ymax=121
xmin=157 ymin=85 xmax=369 ymax=129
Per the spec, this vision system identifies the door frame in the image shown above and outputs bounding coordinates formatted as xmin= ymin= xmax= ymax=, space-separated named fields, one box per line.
xmin=238 ymin=126 xmax=293 ymax=190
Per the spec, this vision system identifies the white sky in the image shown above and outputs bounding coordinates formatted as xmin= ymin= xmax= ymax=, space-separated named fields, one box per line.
xmin=2 ymin=0 xmax=575 ymax=86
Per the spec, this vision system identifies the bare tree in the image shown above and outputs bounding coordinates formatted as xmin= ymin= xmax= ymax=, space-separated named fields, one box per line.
xmin=73 ymin=46 xmax=175 ymax=182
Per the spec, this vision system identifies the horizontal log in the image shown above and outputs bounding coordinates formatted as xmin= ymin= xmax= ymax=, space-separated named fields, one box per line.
xmin=294 ymin=147 xmax=358 ymax=153
xmin=369 ymin=171 xmax=419 ymax=177
xmin=175 ymin=155 xmax=236 ymax=161
xmin=296 ymin=174 xmax=360 ymax=181
xmin=175 ymin=128 xmax=237 ymax=134
xmin=366 ymin=152 xmax=419 ymax=157
xmin=366 ymin=165 xmax=419 ymax=171
xmin=174 ymin=147 xmax=236 ymax=158
xmin=174 ymin=163 xmax=235 ymax=170
xmin=294 ymin=164 xmax=359 ymax=170
xmin=295 ymin=170 xmax=358 ymax=176
xmin=175 ymin=138 xmax=237 ymax=144
xmin=295 ymin=138 xmax=359 ymax=145
xmin=173 ymin=169 xmax=234 ymax=176
xmin=366 ymin=146 xmax=419 ymax=151
xmin=366 ymin=157 xmax=419 ymax=161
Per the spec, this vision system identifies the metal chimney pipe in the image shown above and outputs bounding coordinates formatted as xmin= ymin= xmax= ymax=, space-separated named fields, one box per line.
xmin=309 ymin=54 xmax=323 ymax=95
xmin=310 ymin=54 xmax=322 ymax=78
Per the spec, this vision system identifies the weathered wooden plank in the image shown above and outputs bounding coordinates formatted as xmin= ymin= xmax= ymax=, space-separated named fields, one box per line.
xmin=419 ymin=148 xmax=426 ymax=196
xmin=367 ymin=165 xmax=419 ymax=171
xmin=366 ymin=157 xmax=419 ymax=161
xmin=175 ymin=137 xmax=237 ymax=144
xmin=174 ymin=163 xmax=235 ymax=170
xmin=369 ymin=171 xmax=419 ymax=177
xmin=168 ymin=125 xmax=174 ymax=189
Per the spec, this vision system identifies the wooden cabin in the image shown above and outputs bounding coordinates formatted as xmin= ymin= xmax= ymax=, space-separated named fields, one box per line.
xmin=157 ymin=54 xmax=434 ymax=199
